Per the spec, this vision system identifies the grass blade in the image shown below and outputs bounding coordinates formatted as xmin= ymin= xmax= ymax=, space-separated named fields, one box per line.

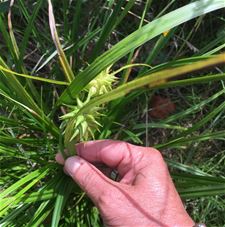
xmin=90 ymin=0 xmax=126 ymax=61
xmin=154 ymin=73 xmax=225 ymax=89
xmin=27 ymin=200 xmax=54 ymax=227
xmin=0 ymin=167 xmax=51 ymax=200
xmin=0 ymin=65 xmax=69 ymax=85
xmin=0 ymin=204 xmax=30 ymax=227
xmin=157 ymin=130 xmax=225 ymax=149
xmin=0 ymin=57 xmax=59 ymax=137
xmin=17 ymin=0 xmax=44 ymax=68
xmin=163 ymin=87 xmax=225 ymax=123
xmin=179 ymin=184 xmax=225 ymax=198
xmin=77 ymin=54 xmax=225 ymax=116
xmin=48 ymin=0 xmax=75 ymax=83
xmin=58 ymin=0 xmax=225 ymax=104
xmin=51 ymin=178 xmax=74 ymax=227
xmin=0 ymin=1 xmax=10 ymax=13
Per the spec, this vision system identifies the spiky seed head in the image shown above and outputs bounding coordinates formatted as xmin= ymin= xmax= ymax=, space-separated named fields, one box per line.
xmin=86 ymin=66 xmax=117 ymax=97
xmin=61 ymin=99 xmax=101 ymax=145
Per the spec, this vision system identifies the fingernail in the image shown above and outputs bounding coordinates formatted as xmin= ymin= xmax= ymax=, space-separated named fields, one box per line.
xmin=55 ymin=153 xmax=65 ymax=165
xmin=65 ymin=157 xmax=81 ymax=176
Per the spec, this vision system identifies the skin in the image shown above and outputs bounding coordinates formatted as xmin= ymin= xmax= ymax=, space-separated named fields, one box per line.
xmin=56 ymin=140 xmax=195 ymax=227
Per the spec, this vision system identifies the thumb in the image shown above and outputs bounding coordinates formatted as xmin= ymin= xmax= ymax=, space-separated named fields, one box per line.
xmin=64 ymin=156 xmax=113 ymax=204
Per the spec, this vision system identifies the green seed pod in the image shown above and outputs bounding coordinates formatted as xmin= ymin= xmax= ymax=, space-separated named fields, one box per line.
xmin=86 ymin=66 xmax=117 ymax=97
xmin=61 ymin=67 xmax=116 ymax=154
xmin=61 ymin=98 xmax=101 ymax=153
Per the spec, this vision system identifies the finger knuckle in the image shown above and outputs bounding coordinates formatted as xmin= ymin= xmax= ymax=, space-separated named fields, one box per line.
xmin=147 ymin=147 xmax=164 ymax=160
xmin=98 ymin=189 xmax=115 ymax=206
xmin=80 ymin=170 xmax=95 ymax=191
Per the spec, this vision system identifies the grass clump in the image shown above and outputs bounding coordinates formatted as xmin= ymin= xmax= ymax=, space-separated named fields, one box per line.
xmin=0 ymin=0 xmax=225 ymax=226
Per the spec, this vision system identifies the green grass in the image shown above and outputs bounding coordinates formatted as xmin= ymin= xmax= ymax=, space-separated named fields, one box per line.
xmin=0 ymin=0 xmax=225 ymax=226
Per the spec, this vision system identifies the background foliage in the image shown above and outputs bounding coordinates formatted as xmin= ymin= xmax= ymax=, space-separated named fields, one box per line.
xmin=0 ymin=0 xmax=225 ymax=226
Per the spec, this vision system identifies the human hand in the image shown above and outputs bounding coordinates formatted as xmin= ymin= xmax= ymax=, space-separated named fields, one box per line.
xmin=56 ymin=140 xmax=194 ymax=227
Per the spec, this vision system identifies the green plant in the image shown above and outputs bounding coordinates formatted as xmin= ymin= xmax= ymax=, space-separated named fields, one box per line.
xmin=0 ymin=0 xmax=225 ymax=226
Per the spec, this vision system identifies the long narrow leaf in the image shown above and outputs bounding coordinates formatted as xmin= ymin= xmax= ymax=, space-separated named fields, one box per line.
xmin=0 ymin=167 xmax=51 ymax=200
xmin=58 ymin=0 xmax=225 ymax=104
xmin=51 ymin=178 xmax=74 ymax=227
xmin=77 ymin=54 xmax=225 ymax=116
xmin=90 ymin=0 xmax=126 ymax=61
xmin=0 ymin=65 xmax=69 ymax=85
xmin=0 ymin=57 xmax=59 ymax=137
xmin=17 ymin=0 xmax=44 ymax=68
xmin=48 ymin=0 xmax=75 ymax=83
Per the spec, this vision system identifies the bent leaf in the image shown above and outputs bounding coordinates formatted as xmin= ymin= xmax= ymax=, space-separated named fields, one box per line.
xmin=58 ymin=0 xmax=225 ymax=104
xmin=77 ymin=54 xmax=225 ymax=116
xmin=0 ymin=65 xmax=69 ymax=85
xmin=48 ymin=0 xmax=75 ymax=83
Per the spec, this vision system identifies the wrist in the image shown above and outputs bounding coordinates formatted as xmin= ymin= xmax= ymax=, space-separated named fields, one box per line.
xmin=156 ymin=204 xmax=194 ymax=227
xmin=162 ymin=213 xmax=195 ymax=227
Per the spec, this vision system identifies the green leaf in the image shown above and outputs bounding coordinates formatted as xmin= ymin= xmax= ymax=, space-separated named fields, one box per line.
xmin=0 ymin=167 xmax=51 ymax=216
xmin=0 ymin=57 xmax=59 ymax=137
xmin=163 ymin=87 xmax=225 ymax=124
xmin=153 ymin=73 xmax=225 ymax=89
xmin=157 ymin=130 xmax=225 ymax=149
xmin=179 ymin=184 xmax=225 ymax=198
xmin=58 ymin=0 xmax=225 ymax=104
xmin=134 ymin=123 xmax=188 ymax=131
xmin=0 ymin=204 xmax=30 ymax=227
xmin=27 ymin=200 xmax=54 ymax=227
xmin=77 ymin=54 xmax=225 ymax=117
xmin=0 ymin=189 xmax=57 ymax=206
xmin=90 ymin=0 xmax=126 ymax=61
xmin=71 ymin=0 xmax=82 ymax=42
xmin=174 ymin=173 xmax=225 ymax=198
xmin=17 ymin=0 xmax=44 ymax=68
xmin=51 ymin=178 xmax=74 ymax=227
xmin=0 ymin=167 xmax=50 ymax=200
xmin=0 ymin=65 xmax=69 ymax=85
xmin=158 ymin=99 xmax=225 ymax=149
xmin=167 ymin=160 xmax=211 ymax=176
xmin=0 ymin=1 xmax=10 ymax=13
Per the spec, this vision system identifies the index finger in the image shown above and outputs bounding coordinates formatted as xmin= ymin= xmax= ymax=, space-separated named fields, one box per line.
xmin=76 ymin=140 xmax=152 ymax=176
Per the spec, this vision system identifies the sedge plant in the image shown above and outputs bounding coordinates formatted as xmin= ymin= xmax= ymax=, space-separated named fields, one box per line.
xmin=0 ymin=0 xmax=225 ymax=226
